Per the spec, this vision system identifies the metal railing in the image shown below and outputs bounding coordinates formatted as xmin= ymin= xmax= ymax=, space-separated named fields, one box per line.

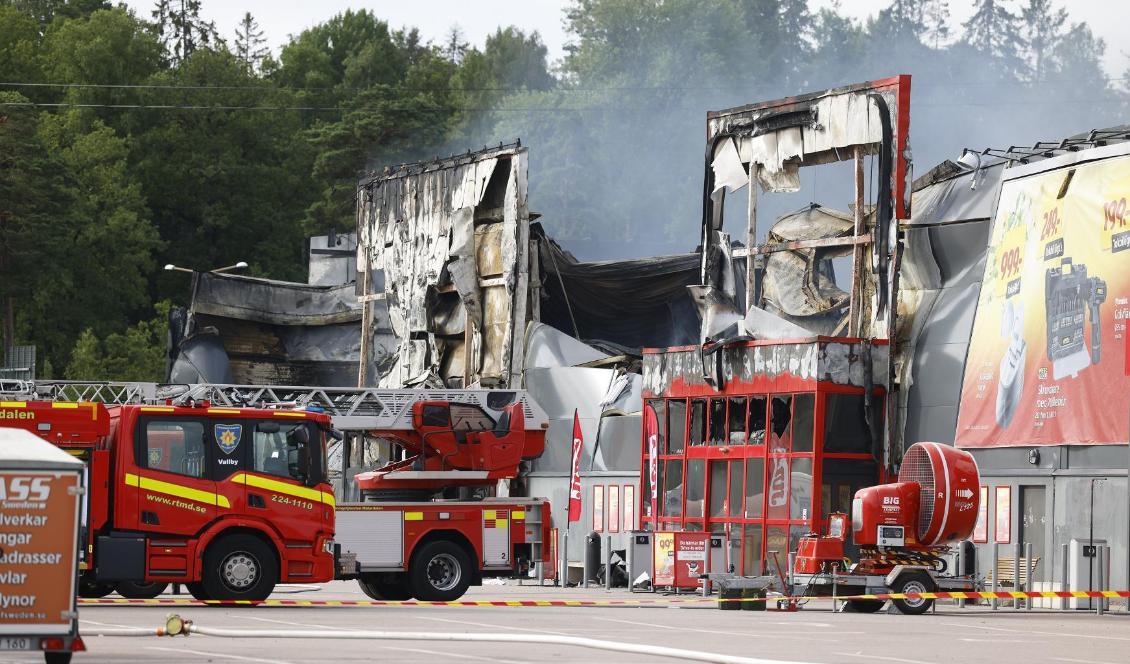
xmin=0 ymin=380 xmax=546 ymax=432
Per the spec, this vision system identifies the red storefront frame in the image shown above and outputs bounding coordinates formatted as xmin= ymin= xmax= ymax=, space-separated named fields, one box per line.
xmin=639 ymin=341 xmax=888 ymax=577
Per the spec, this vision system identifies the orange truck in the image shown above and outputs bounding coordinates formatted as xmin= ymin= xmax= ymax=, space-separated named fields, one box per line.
xmin=0 ymin=427 xmax=86 ymax=664
xmin=1 ymin=392 xmax=551 ymax=604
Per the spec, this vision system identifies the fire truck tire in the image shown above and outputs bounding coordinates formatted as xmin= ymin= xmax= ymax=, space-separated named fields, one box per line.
xmin=115 ymin=581 xmax=169 ymax=599
xmin=844 ymin=599 xmax=885 ymax=613
xmin=408 ymin=541 xmax=472 ymax=602
xmin=890 ymin=571 xmax=935 ymax=616
xmin=357 ymin=575 xmax=413 ymax=601
xmin=201 ymin=534 xmax=278 ymax=602
xmin=78 ymin=578 xmax=114 ymax=598
xmin=45 ymin=652 xmax=72 ymax=664
xmin=186 ymin=582 xmax=211 ymax=601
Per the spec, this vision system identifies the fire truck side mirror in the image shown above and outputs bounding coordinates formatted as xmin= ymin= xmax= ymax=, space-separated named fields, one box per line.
xmin=288 ymin=427 xmax=311 ymax=445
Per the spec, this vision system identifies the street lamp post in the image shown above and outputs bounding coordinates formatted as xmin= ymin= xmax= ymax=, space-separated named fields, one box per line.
xmin=164 ymin=261 xmax=248 ymax=275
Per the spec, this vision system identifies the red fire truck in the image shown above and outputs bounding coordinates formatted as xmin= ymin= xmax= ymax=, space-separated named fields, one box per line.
xmin=1 ymin=386 xmax=551 ymax=603
xmin=4 ymin=399 xmax=336 ymax=602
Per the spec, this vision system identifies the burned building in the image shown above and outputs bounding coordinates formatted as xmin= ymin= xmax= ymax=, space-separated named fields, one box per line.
xmin=640 ymin=78 xmax=911 ymax=578
xmin=348 ymin=89 xmax=1128 ymax=590
xmin=352 ymin=143 xmax=700 ymax=567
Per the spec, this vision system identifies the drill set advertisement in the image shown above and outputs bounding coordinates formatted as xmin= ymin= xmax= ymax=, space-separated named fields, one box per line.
xmin=957 ymin=154 xmax=1130 ymax=447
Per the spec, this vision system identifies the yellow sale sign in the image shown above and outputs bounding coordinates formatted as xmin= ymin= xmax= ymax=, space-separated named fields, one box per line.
xmin=956 ymin=154 xmax=1130 ymax=447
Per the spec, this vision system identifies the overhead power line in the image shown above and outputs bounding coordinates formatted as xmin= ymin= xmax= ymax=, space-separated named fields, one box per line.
xmin=2 ymin=97 xmax=1127 ymax=115
xmin=0 ymin=74 xmax=1127 ymax=95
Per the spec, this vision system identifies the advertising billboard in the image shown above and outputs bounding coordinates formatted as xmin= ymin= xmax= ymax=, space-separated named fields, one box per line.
xmin=0 ymin=472 xmax=80 ymax=636
xmin=956 ymin=154 xmax=1130 ymax=447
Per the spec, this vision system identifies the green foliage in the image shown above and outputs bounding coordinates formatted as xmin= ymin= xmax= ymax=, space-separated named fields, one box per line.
xmin=0 ymin=90 xmax=71 ymax=349
xmin=0 ymin=6 xmax=43 ymax=83
xmin=64 ymin=301 xmax=170 ymax=381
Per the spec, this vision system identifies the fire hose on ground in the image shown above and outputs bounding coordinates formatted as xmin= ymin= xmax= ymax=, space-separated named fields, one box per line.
xmin=81 ymin=614 xmax=815 ymax=664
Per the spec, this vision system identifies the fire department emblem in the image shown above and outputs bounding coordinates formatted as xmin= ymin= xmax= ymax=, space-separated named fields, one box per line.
xmin=148 ymin=448 xmax=162 ymax=466
xmin=215 ymin=424 xmax=242 ymax=455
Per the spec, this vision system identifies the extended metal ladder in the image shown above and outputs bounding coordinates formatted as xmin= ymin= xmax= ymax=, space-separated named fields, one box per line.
xmin=0 ymin=380 xmax=548 ymax=432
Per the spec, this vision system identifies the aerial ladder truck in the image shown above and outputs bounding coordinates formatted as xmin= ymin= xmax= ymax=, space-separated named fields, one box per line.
xmin=0 ymin=381 xmax=552 ymax=602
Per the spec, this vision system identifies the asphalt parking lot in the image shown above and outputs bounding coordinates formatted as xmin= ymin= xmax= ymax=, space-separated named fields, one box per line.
xmin=6 ymin=582 xmax=1130 ymax=664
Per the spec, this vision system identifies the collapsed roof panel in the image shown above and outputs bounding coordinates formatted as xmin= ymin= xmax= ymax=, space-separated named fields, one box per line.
xmin=355 ymin=144 xmax=533 ymax=388
xmin=534 ymin=225 xmax=700 ymax=350
xmin=706 ymin=76 xmax=912 ymax=217
xmin=168 ymin=272 xmax=362 ymax=386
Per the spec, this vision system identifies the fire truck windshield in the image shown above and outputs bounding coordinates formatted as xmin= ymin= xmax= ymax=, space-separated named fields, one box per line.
xmin=252 ymin=423 xmax=326 ymax=487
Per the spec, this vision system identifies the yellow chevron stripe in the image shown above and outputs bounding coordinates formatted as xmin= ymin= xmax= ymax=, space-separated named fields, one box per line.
xmin=124 ymin=472 xmax=231 ymax=508
xmin=52 ymin=402 xmax=79 ymax=409
xmin=273 ymin=411 xmax=307 ymax=418
xmin=207 ymin=408 xmax=241 ymax=415
xmin=141 ymin=406 xmax=175 ymax=413
xmin=229 ymin=473 xmax=333 ymax=506
xmin=0 ymin=401 xmax=26 ymax=408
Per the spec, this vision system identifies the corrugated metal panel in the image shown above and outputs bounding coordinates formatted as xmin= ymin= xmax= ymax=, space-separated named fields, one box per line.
xmin=335 ymin=509 xmax=403 ymax=569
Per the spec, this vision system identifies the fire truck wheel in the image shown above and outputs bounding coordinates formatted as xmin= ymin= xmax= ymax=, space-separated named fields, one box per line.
xmin=115 ymin=581 xmax=169 ymax=599
xmin=45 ymin=652 xmax=72 ymax=664
xmin=78 ymin=578 xmax=114 ymax=598
xmin=202 ymin=534 xmax=278 ymax=602
xmin=357 ymin=575 xmax=413 ymax=601
xmin=844 ymin=599 xmax=885 ymax=613
xmin=408 ymin=541 xmax=472 ymax=602
xmin=890 ymin=571 xmax=936 ymax=616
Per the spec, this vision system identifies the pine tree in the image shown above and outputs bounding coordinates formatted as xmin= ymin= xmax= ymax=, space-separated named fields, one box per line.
xmin=234 ymin=11 xmax=268 ymax=72
xmin=777 ymin=0 xmax=813 ymax=85
xmin=0 ymin=92 xmax=71 ymax=350
xmin=873 ymin=0 xmax=925 ymax=45
xmin=922 ymin=0 xmax=951 ymax=49
xmin=150 ymin=0 xmax=218 ymax=65
xmin=1020 ymin=0 xmax=1066 ymax=83
xmin=1048 ymin=21 xmax=1106 ymax=87
xmin=444 ymin=25 xmax=468 ymax=64
xmin=962 ymin=0 xmax=1025 ymax=76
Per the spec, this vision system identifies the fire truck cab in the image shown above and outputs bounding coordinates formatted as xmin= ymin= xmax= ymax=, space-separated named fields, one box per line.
xmin=3 ymin=400 xmax=335 ymax=602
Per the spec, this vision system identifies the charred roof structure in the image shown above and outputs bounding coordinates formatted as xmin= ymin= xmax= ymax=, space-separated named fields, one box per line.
xmin=355 ymin=143 xmax=534 ymax=389
xmin=353 ymin=143 xmax=702 ymax=392
xmin=167 ymin=271 xmax=362 ymax=386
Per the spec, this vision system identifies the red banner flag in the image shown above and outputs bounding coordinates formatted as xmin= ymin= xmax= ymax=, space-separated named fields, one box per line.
xmin=568 ymin=410 xmax=583 ymax=523
xmin=643 ymin=403 xmax=659 ymax=520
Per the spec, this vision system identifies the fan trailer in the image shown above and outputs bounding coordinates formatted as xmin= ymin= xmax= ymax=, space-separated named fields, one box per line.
xmin=792 ymin=442 xmax=981 ymax=614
